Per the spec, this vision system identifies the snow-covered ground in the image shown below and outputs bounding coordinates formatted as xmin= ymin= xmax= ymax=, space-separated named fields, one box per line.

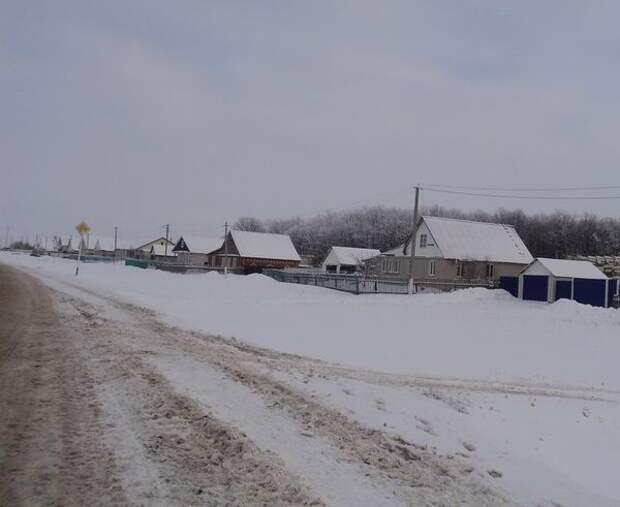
xmin=3 ymin=252 xmax=620 ymax=506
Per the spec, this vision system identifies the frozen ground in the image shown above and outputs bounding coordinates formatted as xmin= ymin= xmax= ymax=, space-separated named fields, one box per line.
xmin=2 ymin=252 xmax=619 ymax=506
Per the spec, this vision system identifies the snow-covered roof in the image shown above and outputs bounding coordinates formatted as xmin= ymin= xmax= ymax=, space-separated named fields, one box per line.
xmin=386 ymin=216 xmax=533 ymax=264
xmin=230 ymin=230 xmax=301 ymax=262
xmin=134 ymin=237 xmax=176 ymax=257
xmin=174 ymin=236 xmax=222 ymax=254
xmin=323 ymin=246 xmax=381 ymax=266
xmin=527 ymin=258 xmax=608 ymax=280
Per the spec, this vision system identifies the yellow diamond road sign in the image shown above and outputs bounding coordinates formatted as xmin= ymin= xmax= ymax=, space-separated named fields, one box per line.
xmin=75 ymin=221 xmax=90 ymax=236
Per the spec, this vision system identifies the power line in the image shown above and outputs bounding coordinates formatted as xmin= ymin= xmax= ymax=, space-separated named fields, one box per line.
xmin=423 ymin=183 xmax=620 ymax=193
xmin=424 ymin=187 xmax=620 ymax=200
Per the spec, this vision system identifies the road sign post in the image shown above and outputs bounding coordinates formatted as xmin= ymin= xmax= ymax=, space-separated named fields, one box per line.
xmin=75 ymin=221 xmax=91 ymax=276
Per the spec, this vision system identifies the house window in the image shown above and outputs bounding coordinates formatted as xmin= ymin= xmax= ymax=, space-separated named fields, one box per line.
xmin=428 ymin=260 xmax=436 ymax=276
xmin=420 ymin=234 xmax=427 ymax=248
xmin=456 ymin=262 xmax=464 ymax=278
xmin=382 ymin=257 xmax=400 ymax=274
xmin=486 ymin=264 xmax=495 ymax=278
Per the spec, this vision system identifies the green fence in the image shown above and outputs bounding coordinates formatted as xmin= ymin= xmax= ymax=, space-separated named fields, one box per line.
xmin=125 ymin=258 xmax=153 ymax=269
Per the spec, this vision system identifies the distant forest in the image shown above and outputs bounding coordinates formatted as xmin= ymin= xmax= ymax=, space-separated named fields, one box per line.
xmin=233 ymin=206 xmax=620 ymax=263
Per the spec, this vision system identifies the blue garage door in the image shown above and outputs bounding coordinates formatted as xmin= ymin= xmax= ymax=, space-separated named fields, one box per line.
xmin=500 ymin=276 xmax=519 ymax=297
xmin=573 ymin=278 xmax=607 ymax=308
xmin=523 ymin=275 xmax=549 ymax=302
xmin=555 ymin=280 xmax=572 ymax=301
xmin=608 ymin=279 xmax=618 ymax=306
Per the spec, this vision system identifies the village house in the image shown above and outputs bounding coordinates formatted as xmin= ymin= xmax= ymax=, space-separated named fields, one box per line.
xmin=172 ymin=236 xmax=223 ymax=265
xmin=208 ymin=230 xmax=301 ymax=273
xmin=128 ymin=237 xmax=177 ymax=261
xmin=321 ymin=246 xmax=381 ymax=274
xmin=366 ymin=216 xmax=533 ymax=282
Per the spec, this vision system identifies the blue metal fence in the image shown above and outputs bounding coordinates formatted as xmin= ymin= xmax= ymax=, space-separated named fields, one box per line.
xmin=608 ymin=279 xmax=618 ymax=307
xmin=573 ymin=278 xmax=607 ymax=307
xmin=499 ymin=276 xmax=519 ymax=297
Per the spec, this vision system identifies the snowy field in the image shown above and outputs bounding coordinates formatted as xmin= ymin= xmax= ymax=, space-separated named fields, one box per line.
xmin=3 ymin=252 xmax=620 ymax=506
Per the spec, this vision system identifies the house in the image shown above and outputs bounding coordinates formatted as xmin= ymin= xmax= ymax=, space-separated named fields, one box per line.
xmin=208 ymin=230 xmax=301 ymax=273
xmin=132 ymin=237 xmax=177 ymax=260
xmin=172 ymin=236 xmax=223 ymax=265
xmin=322 ymin=246 xmax=381 ymax=274
xmin=367 ymin=216 xmax=533 ymax=282
xmin=513 ymin=257 xmax=616 ymax=307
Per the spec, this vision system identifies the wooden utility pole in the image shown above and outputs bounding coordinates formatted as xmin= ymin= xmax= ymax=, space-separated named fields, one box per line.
xmin=224 ymin=221 xmax=229 ymax=276
xmin=163 ymin=224 xmax=170 ymax=256
xmin=408 ymin=185 xmax=421 ymax=295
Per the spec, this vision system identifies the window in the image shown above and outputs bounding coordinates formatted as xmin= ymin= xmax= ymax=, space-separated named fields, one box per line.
xmin=382 ymin=257 xmax=401 ymax=274
xmin=486 ymin=264 xmax=495 ymax=278
xmin=456 ymin=262 xmax=464 ymax=278
xmin=428 ymin=260 xmax=436 ymax=276
xmin=420 ymin=234 xmax=427 ymax=248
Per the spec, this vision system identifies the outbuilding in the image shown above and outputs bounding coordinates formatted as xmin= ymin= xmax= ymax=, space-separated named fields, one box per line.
xmin=208 ymin=230 xmax=302 ymax=273
xmin=172 ymin=236 xmax=222 ymax=265
xmin=322 ymin=246 xmax=381 ymax=274
xmin=512 ymin=258 xmax=617 ymax=307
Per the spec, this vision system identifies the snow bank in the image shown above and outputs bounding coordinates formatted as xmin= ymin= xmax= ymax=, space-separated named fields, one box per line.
xmin=3 ymin=253 xmax=619 ymax=387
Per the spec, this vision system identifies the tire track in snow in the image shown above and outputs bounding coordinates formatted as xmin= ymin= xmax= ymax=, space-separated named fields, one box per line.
xmin=48 ymin=282 xmax=513 ymax=506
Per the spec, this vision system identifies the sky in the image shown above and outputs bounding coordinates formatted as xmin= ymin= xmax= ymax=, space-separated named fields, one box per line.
xmin=2 ymin=1 xmax=620 ymax=245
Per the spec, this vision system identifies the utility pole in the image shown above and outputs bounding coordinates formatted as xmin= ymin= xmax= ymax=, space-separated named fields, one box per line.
xmin=114 ymin=226 xmax=118 ymax=262
xmin=4 ymin=226 xmax=8 ymax=249
xmin=163 ymin=224 xmax=170 ymax=256
xmin=408 ymin=185 xmax=421 ymax=295
xmin=224 ymin=221 xmax=229 ymax=276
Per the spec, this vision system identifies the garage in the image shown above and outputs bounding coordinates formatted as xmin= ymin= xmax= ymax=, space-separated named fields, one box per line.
xmin=517 ymin=258 xmax=612 ymax=307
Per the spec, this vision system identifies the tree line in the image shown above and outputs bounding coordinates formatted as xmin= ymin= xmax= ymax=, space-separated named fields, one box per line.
xmin=233 ymin=207 xmax=620 ymax=263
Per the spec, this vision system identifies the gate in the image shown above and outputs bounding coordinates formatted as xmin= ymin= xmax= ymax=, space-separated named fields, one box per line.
xmin=522 ymin=275 xmax=548 ymax=302
xmin=555 ymin=280 xmax=572 ymax=301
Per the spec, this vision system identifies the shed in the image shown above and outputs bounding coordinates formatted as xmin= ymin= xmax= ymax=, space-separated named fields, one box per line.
xmin=322 ymin=246 xmax=381 ymax=274
xmin=516 ymin=258 xmax=611 ymax=307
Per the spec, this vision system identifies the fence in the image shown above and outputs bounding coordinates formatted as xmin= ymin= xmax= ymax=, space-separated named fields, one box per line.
xmin=264 ymin=270 xmax=496 ymax=295
xmin=265 ymin=270 xmax=409 ymax=294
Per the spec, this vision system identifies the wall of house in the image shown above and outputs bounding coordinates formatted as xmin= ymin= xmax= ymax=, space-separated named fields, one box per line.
xmin=368 ymin=255 xmax=526 ymax=282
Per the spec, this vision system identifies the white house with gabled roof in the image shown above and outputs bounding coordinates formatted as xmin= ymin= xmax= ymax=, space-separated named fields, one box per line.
xmin=368 ymin=216 xmax=533 ymax=282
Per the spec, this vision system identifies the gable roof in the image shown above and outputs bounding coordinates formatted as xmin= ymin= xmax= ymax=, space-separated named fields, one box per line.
xmin=528 ymin=258 xmax=607 ymax=279
xmin=230 ymin=230 xmax=301 ymax=262
xmin=135 ymin=237 xmax=175 ymax=250
xmin=323 ymin=246 xmax=381 ymax=266
xmin=173 ymin=236 xmax=222 ymax=254
xmin=385 ymin=216 xmax=533 ymax=264
xmin=134 ymin=237 xmax=176 ymax=256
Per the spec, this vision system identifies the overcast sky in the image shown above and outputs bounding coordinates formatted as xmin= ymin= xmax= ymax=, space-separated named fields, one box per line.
xmin=2 ymin=1 xmax=620 ymax=244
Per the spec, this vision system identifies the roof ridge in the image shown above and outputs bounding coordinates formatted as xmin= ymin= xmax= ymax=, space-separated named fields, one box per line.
xmin=423 ymin=215 xmax=517 ymax=228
